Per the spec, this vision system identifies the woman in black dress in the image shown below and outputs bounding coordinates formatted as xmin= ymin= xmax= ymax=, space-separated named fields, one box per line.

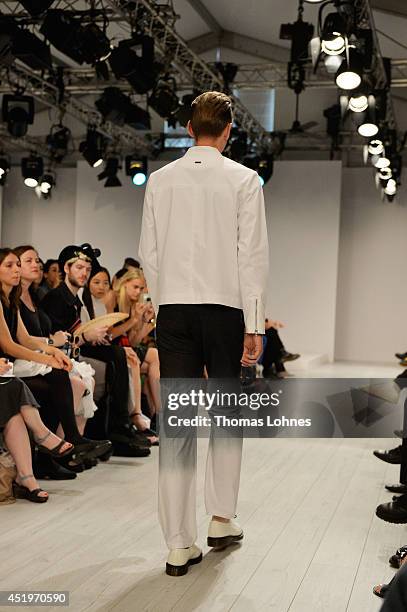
xmin=0 ymin=358 xmax=73 ymax=502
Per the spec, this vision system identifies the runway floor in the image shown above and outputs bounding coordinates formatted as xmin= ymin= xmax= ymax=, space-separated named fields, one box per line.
xmin=1 ymin=361 xmax=405 ymax=612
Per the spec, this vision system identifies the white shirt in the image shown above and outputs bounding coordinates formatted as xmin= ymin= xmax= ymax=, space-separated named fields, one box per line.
xmin=138 ymin=145 xmax=269 ymax=334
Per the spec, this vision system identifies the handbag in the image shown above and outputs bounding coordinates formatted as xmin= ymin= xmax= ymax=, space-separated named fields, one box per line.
xmin=0 ymin=451 xmax=17 ymax=505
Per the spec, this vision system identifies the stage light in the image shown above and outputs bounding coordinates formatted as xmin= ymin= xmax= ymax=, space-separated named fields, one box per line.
xmin=321 ymin=12 xmax=346 ymax=56
xmin=40 ymin=173 xmax=54 ymax=193
xmin=46 ymin=124 xmax=71 ymax=162
xmin=2 ymin=94 xmax=34 ymax=138
xmin=41 ymin=10 xmax=111 ymax=66
xmin=368 ymin=139 xmax=384 ymax=155
xmin=358 ymin=121 xmax=378 ymax=137
xmin=257 ymin=155 xmax=274 ymax=186
xmin=0 ymin=156 xmax=9 ymax=186
xmin=109 ymin=35 xmax=159 ymax=94
xmin=12 ymin=27 xmax=52 ymax=71
xmin=349 ymin=95 xmax=368 ymax=113
xmin=95 ymin=88 xmax=151 ymax=130
xmin=379 ymin=167 xmax=392 ymax=180
xmin=148 ymin=79 xmax=179 ymax=120
xmin=335 ymin=49 xmax=362 ymax=90
xmin=98 ymin=158 xmax=122 ymax=188
xmin=79 ymin=129 xmax=104 ymax=168
xmin=172 ymin=93 xmax=198 ymax=128
xmin=384 ymin=178 xmax=397 ymax=196
xmin=21 ymin=155 xmax=43 ymax=188
xmin=324 ymin=54 xmax=343 ymax=73
xmin=126 ymin=156 xmax=148 ymax=186
xmin=20 ymin=1 xmax=55 ymax=16
xmin=373 ymin=156 xmax=390 ymax=169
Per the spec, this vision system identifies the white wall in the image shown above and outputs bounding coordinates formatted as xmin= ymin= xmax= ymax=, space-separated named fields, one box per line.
xmin=335 ymin=168 xmax=407 ymax=363
xmin=264 ymin=161 xmax=342 ymax=361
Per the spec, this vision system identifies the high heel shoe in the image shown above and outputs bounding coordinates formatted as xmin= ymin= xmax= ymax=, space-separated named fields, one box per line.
xmin=35 ymin=430 xmax=73 ymax=458
xmin=13 ymin=474 xmax=48 ymax=504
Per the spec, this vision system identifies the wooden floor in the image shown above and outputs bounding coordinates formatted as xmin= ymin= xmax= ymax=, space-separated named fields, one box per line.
xmin=1 ymin=361 xmax=405 ymax=612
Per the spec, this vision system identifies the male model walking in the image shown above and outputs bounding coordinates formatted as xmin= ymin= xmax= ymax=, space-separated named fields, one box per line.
xmin=139 ymin=91 xmax=269 ymax=576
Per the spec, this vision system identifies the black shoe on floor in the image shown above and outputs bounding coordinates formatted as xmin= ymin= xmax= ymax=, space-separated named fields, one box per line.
xmin=112 ymin=442 xmax=151 ymax=458
xmin=34 ymin=457 xmax=77 ymax=480
xmin=280 ymin=351 xmax=300 ymax=363
xmin=386 ymin=483 xmax=407 ymax=494
xmin=73 ymin=438 xmax=112 ymax=461
xmin=376 ymin=494 xmax=407 ymax=524
xmin=373 ymin=445 xmax=402 ymax=464
xmin=395 ymin=352 xmax=407 ymax=361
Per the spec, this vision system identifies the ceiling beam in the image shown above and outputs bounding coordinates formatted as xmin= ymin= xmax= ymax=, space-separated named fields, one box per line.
xmin=371 ymin=0 xmax=407 ymax=19
xmin=184 ymin=0 xmax=222 ymax=34
xmin=188 ymin=29 xmax=289 ymax=63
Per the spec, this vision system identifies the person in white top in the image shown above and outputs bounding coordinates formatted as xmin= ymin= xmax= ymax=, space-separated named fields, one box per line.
xmin=139 ymin=91 xmax=269 ymax=576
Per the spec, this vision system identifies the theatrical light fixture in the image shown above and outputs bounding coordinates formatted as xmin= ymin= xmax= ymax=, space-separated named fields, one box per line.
xmin=79 ymin=129 xmax=104 ymax=168
xmin=368 ymin=139 xmax=384 ymax=155
xmin=335 ymin=49 xmax=362 ymax=90
xmin=349 ymin=95 xmax=368 ymax=113
xmin=373 ymin=156 xmax=390 ymax=169
xmin=324 ymin=54 xmax=343 ymax=73
xmin=126 ymin=156 xmax=148 ymax=186
xmin=384 ymin=178 xmax=397 ymax=195
xmin=95 ymin=88 xmax=151 ymax=130
xmin=358 ymin=121 xmax=378 ymax=137
xmin=2 ymin=94 xmax=34 ymax=138
xmin=21 ymin=155 xmax=44 ymax=188
xmin=12 ymin=27 xmax=52 ymax=71
xmin=46 ymin=124 xmax=71 ymax=162
xmin=19 ymin=1 xmax=55 ymax=16
xmin=148 ymin=78 xmax=179 ymax=120
xmin=98 ymin=158 xmax=122 ymax=188
xmin=321 ymin=12 xmax=346 ymax=56
xmin=172 ymin=93 xmax=198 ymax=128
xmin=40 ymin=173 xmax=54 ymax=193
xmin=41 ymin=10 xmax=111 ymax=66
xmin=379 ymin=167 xmax=392 ymax=180
xmin=109 ymin=36 xmax=159 ymax=94
xmin=0 ymin=156 xmax=10 ymax=186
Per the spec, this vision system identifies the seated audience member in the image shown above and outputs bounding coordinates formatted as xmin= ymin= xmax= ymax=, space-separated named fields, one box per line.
xmin=0 ymin=358 xmax=73 ymax=503
xmin=16 ymin=245 xmax=98 ymax=440
xmin=109 ymin=269 xmax=160 ymax=429
xmin=36 ymin=258 xmax=60 ymax=300
xmin=376 ymin=560 xmax=407 ymax=611
xmin=111 ymin=257 xmax=141 ymax=286
xmin=261 ymin=318 xmax=300 ymax=379
xmin=40 ymin=245 xmax=150 ymax=458
xmin=373 ymin=546 xmax=407 ymax=600
xmin=82 ymin=267 xmax=157 ymax=444
xmin=0 ymin=248 xmax=109 ymax=474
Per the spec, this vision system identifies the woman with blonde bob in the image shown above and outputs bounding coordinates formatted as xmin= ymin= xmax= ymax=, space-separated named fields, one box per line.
xmin=109 ymin=269 xmax=160 ymax=431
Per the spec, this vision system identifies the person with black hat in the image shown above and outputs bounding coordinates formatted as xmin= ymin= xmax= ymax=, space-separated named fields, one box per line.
xmin=41 ymin=244 xmax=150 ymax=458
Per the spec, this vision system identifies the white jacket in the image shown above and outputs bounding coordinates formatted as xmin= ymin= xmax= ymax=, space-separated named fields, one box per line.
xmin=138 ymin=145 xmax=269 ymax=334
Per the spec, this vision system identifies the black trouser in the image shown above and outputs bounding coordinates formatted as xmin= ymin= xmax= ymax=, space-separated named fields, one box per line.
xmin=80 ymin=344 xmax=130 ymax=432
xmin=23 ymin=369 xmax=82 ymax=444
xmin=262 ymin=327 xmax=285 ymax=372
xmin=395 ymin=371 xmax=407 ymax=484
xmin=156 ymin=304 xmax=245 ymax=378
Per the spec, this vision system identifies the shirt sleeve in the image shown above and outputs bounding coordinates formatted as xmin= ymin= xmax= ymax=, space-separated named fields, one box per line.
xmin=237 ymin=171 xmax=269 ymax=334
xmin=138 ymin=176 xmax=159 ymax=313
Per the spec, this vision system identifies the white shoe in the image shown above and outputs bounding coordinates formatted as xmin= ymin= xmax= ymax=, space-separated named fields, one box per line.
xmin=207 ymin=518 xmax=244 ymax=548
xmin=166 ymin=544 xmax=202 ymax=576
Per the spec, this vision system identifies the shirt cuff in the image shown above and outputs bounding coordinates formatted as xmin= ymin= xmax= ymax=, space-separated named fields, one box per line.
xmin=243 ymin=296 xmax=265 ymax=334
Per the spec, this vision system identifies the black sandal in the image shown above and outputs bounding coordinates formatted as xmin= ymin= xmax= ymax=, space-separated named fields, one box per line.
xmin=35 ymin=431 xmax=73 ymax=458
xmin=13 ymin=475 xmax=48 ymax=504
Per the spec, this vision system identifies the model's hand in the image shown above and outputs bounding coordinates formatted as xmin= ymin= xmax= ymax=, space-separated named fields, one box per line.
xmin=241 ymin=334 xmax=263 ymax=366
xmin=0 ymin=358 xmax=12 ymax=375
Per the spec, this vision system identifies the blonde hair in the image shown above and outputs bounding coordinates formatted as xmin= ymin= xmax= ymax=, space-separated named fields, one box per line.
xmin=114 ymin=269 xmax=145 ymax=313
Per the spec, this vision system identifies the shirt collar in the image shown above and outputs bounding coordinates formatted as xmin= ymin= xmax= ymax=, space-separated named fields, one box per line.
xmin=185 ymin=146 xmax=223 ymax=158
xmin=59 ymin=281 xmax=83 ymax=308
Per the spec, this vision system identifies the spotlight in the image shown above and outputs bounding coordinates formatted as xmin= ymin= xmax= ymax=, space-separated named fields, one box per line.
xmin=280 ymin=15 xmax=314 ymax=64
xmin=321 ymin=12 xmax=346 ymax=56
xmin=40 ymin=173 xmax=55 ymax=193
xmin=2 ymin=94 xmax=34 ymax=138
xmin=358 ymin=121 xmax=378 ymax=138
xmin=348 ymin=95 xmax=368 ymax=113
xmin=368 ymin=139 xmax=384 ymax=155
xmin=95 ymin=88 xmax=151 ymax=130
xmin=172 ymin=93 xmax=198 ymax=128
xmin=98 ymin=158 xmax=122 ymax=188
xmin=384 ymin=178 xmax=397 ymax=195
xmin=379 ymin=167 xmax=392 ymax=180
xmin=126 ymin=156 xmax=148 ymax=186
xmin=257 ymin=155 xmax=274 ymax=186
xmin=46 ymin=124 xmax=71 ymax=162
xmin=12 ymin=27 xmax=52 ymax=71
xmin=148 ymin=78 xmax=179 ymax=120
xmin=20 ymin=1 xmax=55 ymax=16
xmin=373 ymin=156 xmax=390 ymax=169
xmin=335 ymin=49 xmax=363 ymax=90
xmin=324 ymin=54 xmax=343 ymax=73
xmin=0 ymin=156 xmax=10 ymax=186
xmin=41 ymin=10 xmax=110 ymax=66
xmin=109 ymin=36 xmax=159 ymax=94
xmin=79 ymin=129 xmax=104 ymax=168
xmin=21 ymin=155 xmax=43 ymax=188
